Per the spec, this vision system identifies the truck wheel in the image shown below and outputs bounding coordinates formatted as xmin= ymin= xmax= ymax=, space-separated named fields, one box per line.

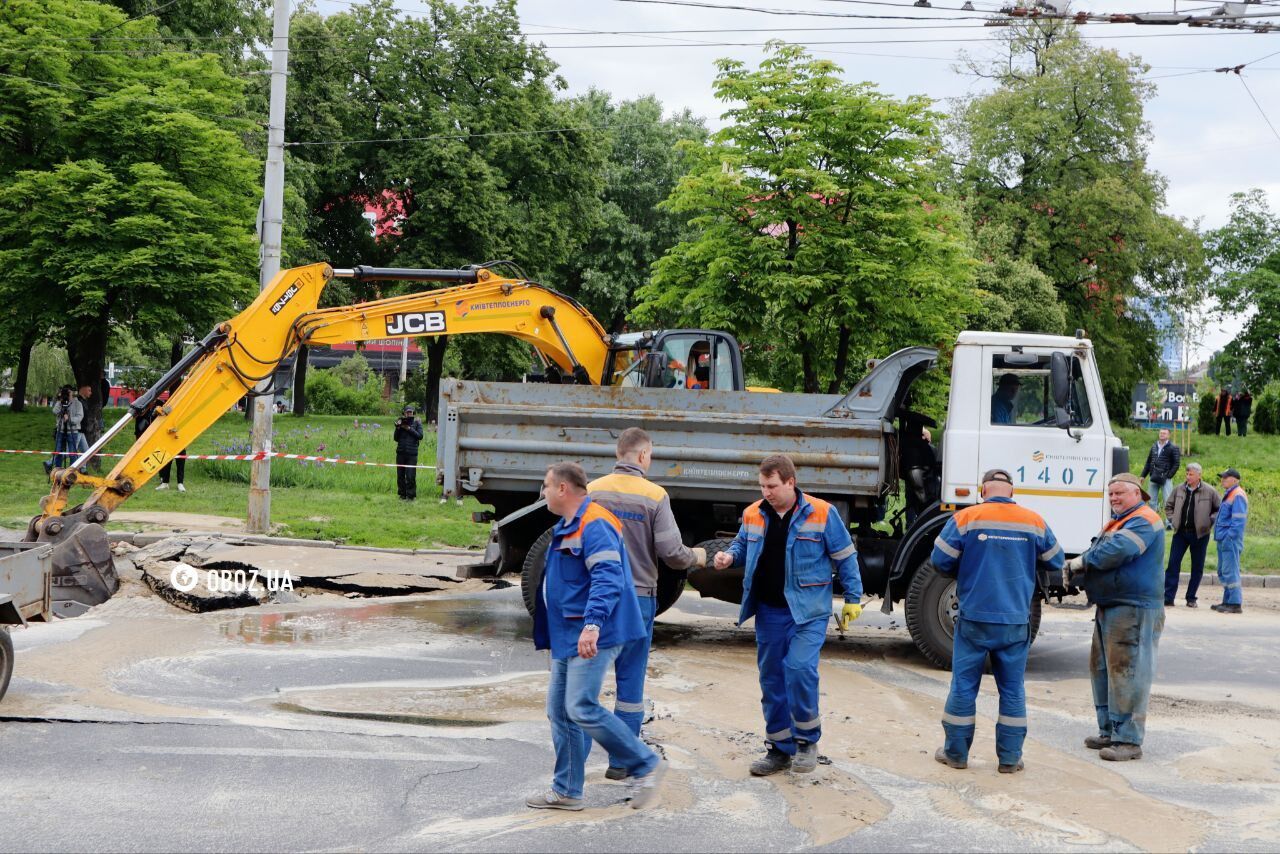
xmin=905 ymin=563 xmax=1047 ymax=670
xmin=655 ymin=569 xmax=686 ymax=616
xmin=0 ymin=627 xmax=12 ymax=703
xmin=520 ymin=528 xmax=554 ymax=617
xmin=905 ymin=560 xmax=957 ymax=670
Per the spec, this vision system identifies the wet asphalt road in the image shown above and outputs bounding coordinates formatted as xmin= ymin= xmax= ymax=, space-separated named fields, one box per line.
xmin=1 ymin=587 xmax=1277 ymax=852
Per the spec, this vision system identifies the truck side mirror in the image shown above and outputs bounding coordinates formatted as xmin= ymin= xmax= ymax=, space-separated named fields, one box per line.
xmin=1050 ymin=352 xmax=1071 ymax=429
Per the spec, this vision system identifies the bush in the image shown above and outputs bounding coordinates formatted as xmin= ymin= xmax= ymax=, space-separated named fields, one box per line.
xmin=1197 ymin=385 xmax=1217 ymax=435
xmin=304 ymin=369 xmax=388 ymax=415
xmin=1256 ymin=384 xmax=1280 ymax=435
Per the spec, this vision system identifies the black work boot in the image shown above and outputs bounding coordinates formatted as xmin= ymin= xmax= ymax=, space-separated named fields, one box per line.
xmin=998 ymin=759 xmax=1025 ymax=774
xmin=1211 ymin=603 xmax=1243 ymax=614
xmin=1099 ymin=742 xmax=1143 ymax=761
xmin=1084 ymin=734 xmax=1112 ymax=750
xmin=934 ymin=747 xmax=968 ymax=770
xmin=793 ymin=740 xmax=818 ymax=773
xmin=750 ymin=746 xmax=793 ymax=776
xmin=605 ymin=766 xmax=629 ymax=781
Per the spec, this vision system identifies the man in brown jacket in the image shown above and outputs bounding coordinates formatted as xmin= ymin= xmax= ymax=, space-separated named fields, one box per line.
xmin=1163 ymin=462 xmax=1221 ymax=607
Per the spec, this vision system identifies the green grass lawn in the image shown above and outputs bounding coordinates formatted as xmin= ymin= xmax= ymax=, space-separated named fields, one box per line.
xmin=1117 ymin=426 xmax=1279 ymax=575
xmin=0 ymin=408 xmax=491 ymax=549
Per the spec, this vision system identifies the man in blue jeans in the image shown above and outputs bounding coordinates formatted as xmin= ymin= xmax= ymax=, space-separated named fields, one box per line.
xmin=588 ymin=428 xmax=707 ymax=780
xmin=528 ymin=461 xmax=669 ymax=811
xmin=713 ymin=453 xmax=863 ymax=776
xmin=931 ymin=469 xmax=1063 ymax=774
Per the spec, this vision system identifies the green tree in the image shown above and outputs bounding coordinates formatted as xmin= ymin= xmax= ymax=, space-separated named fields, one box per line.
xmin=0 ymin=0 xmax=260 ymax=443
xmin=26 ymin=342 xmax=76 ymax=403
xmin=556 ymin=93 xmax=707 ymax=330
xmin=1205 ymin=189 xmax=1280 ymax=389
xmin=951 ymin=21 xmax=1181 ymax=418
xmin=635 ymin=43 xmax=975 ymax=394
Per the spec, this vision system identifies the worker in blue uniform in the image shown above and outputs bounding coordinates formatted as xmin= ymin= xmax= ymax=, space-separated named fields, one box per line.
xmin=931 ymin=468 xmax=1064 ymax=774
xmin=1064 ymin=472 xmax=1166 ymax=762
xmin=714 ymin=453 xmax=863 ymax=776
xmin=1213 ymin=468 xmax=1248 ymax=614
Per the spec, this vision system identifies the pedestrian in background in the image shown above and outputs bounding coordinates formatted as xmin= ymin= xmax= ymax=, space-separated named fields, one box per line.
xmin=1064 ymin=473 xmax=1165 ymax=762
xmin=1163 ymin=462 xmax=1219 ymax=608
xmin=713 ymin=454 xmax=863 ymax=776
xmin=528 ymin=462 xmax=668 ymax=812
xmin=1213 ymin=468 xmax=1248 ymax=614
xmin=50 ymin=385 xmax=85 ymax=470
xmin=393 ymin=405 xmax=423 ymax=500
xmin=1214 ymin=388 xmax=1233 ymax=436
xmin=1233 ymin=390 xmax=1252 ymax=438
xmin=587 ymin=428 xmax=707 ymax=780
xmin=931 ymin=469 xmax=1063 ymax=774
xmin=1139 ymin=427 xmax=1180 ymax=529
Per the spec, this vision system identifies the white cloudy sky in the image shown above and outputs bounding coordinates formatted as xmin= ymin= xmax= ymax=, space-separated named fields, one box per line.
xmin=317 ymin=0 xmax=1280 ymax=363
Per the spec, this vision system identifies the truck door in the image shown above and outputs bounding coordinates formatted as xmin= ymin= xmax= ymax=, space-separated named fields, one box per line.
xmin=978 ymin=347 xmax=1109 ymax=554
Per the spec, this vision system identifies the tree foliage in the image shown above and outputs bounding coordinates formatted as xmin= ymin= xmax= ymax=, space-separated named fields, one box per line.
xmin=635 ymin=43 xmax=976 ymax=394
xmin=950 ymin=21 xmax=1188 ymax=418
xmin=1205 ymin=189 xmax=1280 ymax=390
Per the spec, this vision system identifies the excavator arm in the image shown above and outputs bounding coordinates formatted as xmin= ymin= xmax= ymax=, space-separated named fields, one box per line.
xmin=28 ymin=262 xmax=616 ymax=614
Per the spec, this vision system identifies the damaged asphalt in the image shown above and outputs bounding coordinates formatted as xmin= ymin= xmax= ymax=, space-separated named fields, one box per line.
xmin=1 ymin=535 xmax=1279 ymax=852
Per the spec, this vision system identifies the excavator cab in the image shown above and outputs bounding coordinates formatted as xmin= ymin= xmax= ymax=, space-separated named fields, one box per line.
xmin=609 ymin=330 xmax=745 ymax=391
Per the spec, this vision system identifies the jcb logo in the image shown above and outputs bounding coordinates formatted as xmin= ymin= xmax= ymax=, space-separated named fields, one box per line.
xmin=386 ymin=312 xmax=446 ymax=335
xmin=270 ymin=283 xmax=300 ymax=315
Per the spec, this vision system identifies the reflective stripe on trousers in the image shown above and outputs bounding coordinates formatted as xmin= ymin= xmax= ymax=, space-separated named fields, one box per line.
xmin=755 ymin=603 xmax=827 ymax=756
xmin=942 ymin=618 xmax=1031 ymax=766
xmin=1217 ymin=540 xmax=1244 ymax=606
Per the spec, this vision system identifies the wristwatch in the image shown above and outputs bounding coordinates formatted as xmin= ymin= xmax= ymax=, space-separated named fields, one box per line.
xmin=583 ymin=624 xmax=601 ymax=633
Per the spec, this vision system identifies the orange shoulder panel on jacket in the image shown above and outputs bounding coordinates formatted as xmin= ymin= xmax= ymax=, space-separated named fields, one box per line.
xmin=1131 ymin=505 xmax=1163 ymax=528
xmin=805 ymin=496 xmax=831 ymax=524
xmin=582 ymin=501 xmax=623 ymax=533
xmin=956 ymin=501 xmax=1045 ymax=530
xmin=743 ymin=500 xmax=765 ymax=524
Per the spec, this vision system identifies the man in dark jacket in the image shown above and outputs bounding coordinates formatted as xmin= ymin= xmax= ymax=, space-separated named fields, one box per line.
xmin=1233 ymin=390 xmax=1253 ymax=437
xmin=393 ymin=405 xmax=423 ymax=500
xmin=1139 ymin=428 xmax=1181 ymax=528
xmin=1163 ymin=462 xmax=1220 ymax=608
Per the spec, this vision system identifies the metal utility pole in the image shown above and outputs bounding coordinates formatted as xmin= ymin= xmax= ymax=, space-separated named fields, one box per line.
xmin=400 ymin=337 xmax=409 ymax=385
xmin=248 ymin=0 xmax=290 ymax=535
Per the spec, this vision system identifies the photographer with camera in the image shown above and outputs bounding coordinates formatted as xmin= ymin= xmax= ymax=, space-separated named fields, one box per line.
xmin=48 ymin=385 xmax=84 ymax=472
xmin=393 ymin=405 xmax=424 ymax=500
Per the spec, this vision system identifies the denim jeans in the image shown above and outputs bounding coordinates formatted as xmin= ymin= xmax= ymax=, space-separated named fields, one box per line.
xmin=1146 ymin=478 xmax=1173 ymax=521
xmin=1164 ymin=530 xmax=1209 ymax=604
xmin=1090 ymin=605 xmax=1164 ymax=746
xmin=755 ymin=603 xmax=827 ymax=755
xmin=942 ymin=619 xmax=1030 ymax=765
xmin=547 ymin=644 xmax=658 ymax=799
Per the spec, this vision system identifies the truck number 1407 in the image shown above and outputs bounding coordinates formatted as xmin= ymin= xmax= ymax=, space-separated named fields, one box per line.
xmin=1015 ymin=465 xmax=1099 ymax=486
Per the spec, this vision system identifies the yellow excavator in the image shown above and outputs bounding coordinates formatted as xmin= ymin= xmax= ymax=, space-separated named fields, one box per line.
xmin=30 ymin=261 xmax=753 ymax=615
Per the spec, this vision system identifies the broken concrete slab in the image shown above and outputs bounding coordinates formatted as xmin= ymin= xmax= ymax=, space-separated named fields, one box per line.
xmin=138 ymin=559 xmax=262 ymax=613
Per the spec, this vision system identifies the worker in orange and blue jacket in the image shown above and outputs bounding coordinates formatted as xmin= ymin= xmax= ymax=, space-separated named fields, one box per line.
xmin=528 ymin=461 xmax=668 ymax=812
xmin=931 ymin=468 xmax=1063 ymax=774
xmin=713 ymin=453 xmax=863 ymax=776
xmin=1064 ymin=472 xmax=1166 ymax=762
xmin=1212 ymin=467 xmax=1248 ymax=614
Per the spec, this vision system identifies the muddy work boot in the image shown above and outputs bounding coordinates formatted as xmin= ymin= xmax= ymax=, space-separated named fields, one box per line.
xmin=934 ymin=747 xmax=968 ymax=770
xmin=792 ymin=741 xmax=819 ymax=774
xmin=1210 ymin=603 xmax=1243 ymax=614
xmin=605 ymin=766 xmax=629 ymax=781
xmin=1084 ymin=735 xmax=1112 ymax=750
xmin=1099 ymin=743 xmax=1143 ymax=762
xmin=750 ymin=746 xmax=793 ymax=776
xmin=998 ymin=760 xmax=1025 ymax=774
xmin=525 ymin=789 xmax=583 ymax=811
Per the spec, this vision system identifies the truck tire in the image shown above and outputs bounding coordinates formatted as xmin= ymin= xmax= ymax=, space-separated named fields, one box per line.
xmin=0 ymin=627 xmax=12 ymax=704
xmin=520 ymin=529 xmax=701 ymax=618
xmin=904 ymin=561 xmax=1045 ymax=670
xmin=520 ymin=528 xmax=554 ymax=617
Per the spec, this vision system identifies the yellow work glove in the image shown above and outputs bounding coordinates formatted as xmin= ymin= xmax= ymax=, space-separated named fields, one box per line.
xmin=839 ymin=602 xmax=862 ymax=630
xmin=691 ymin=547 xmax=708 ymax=568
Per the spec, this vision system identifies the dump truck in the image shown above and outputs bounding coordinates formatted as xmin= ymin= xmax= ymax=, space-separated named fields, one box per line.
xmin=442 ymin=331 xmax=1128 ymax=668
xmin=0 ymin=542 xmax=54 ymax=703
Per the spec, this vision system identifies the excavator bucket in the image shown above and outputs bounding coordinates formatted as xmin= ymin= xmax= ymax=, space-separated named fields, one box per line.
xmin=27 ymin=511 xmax=118 ymax=618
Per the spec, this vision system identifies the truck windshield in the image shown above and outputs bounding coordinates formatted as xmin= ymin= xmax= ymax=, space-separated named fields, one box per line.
xmin=990 ymin=353 xmax=1092 ymax=427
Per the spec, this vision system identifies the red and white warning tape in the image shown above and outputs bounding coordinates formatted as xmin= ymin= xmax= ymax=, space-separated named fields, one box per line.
xmin=1 ymin=448 xmax=437 ymax=470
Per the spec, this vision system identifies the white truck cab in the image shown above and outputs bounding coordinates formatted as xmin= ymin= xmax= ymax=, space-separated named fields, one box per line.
xmin=941 ymin=331 xmax=1127 ymax=555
